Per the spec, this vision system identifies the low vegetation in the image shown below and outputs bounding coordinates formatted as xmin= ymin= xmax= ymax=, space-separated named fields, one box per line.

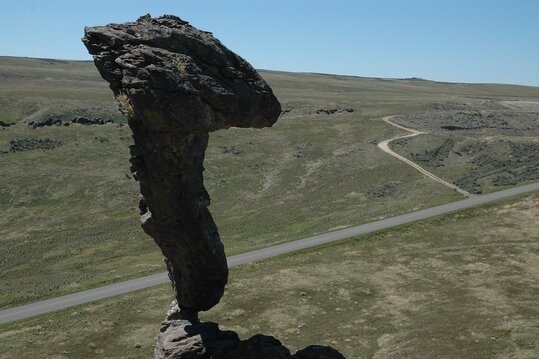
xmin=389 ymin=104 xmax=539 ymax=194
xmin=6 ymin=137 xmax=63 ymax=152
xmin=410 ymin=138 xmax=455 ymax=167
xmin=1 ymin=192 xmax=537 ymax=358
xmin=1 ymin=56 xmax=538 ymax=309
xmin=392 ymin=135 xmax=539 ymax=194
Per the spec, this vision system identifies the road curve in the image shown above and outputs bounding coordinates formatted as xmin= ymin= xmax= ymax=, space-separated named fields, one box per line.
xmin=1 ymin=181 xmax=538 ymax=325
xmin=378 ymin=116 xmax=473 ymax=197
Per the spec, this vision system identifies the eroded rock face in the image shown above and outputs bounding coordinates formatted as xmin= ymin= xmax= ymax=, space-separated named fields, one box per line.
xmin=83 ymin=14 xmax=345 ymax=358
xmin=83 ymin=14 xmax=280 ymax=133
xmin=82 ymin=14 xmax=280 ymax=315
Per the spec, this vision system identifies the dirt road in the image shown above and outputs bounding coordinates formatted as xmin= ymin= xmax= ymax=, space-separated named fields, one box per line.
xmin=378 ymin=116 xmax=473 ymax=197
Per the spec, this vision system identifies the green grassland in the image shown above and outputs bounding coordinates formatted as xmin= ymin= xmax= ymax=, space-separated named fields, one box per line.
xmin=1 ymin=192 xmax=537 ymax=358
xmin=1 ymin=56 xmax=539 ymax=309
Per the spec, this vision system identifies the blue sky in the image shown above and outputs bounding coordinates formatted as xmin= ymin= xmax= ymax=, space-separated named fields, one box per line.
xmin=1 ymin=0 xmax=538 ymax=86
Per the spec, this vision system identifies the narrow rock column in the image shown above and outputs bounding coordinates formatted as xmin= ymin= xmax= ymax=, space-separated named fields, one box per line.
xmin=131 ymin=130 xmax=225 ymax=315
xmin=84 ymin=14 xmax=346 ymax=358
xmin=83 ymin=14 xmax=281 ymax=317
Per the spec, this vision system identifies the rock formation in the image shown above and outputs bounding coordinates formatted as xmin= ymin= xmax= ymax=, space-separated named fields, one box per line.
xmin=83 ymin=14 xmax=344 ymax=358
xmin=27 ymin=117 xmax=114 ymax=128
xmin=316 ymin=108 xmax=354 ymax=115
xmin=83 ymin=14 xmax=281 ymax=316
xmin=155 ymin=302 xmax=344 ymax=359
xmin=0 ymin=120 xmax=14 ymax=127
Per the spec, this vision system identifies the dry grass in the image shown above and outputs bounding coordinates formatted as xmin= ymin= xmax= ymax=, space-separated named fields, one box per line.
xmin=1 ymin=192 xmax=537 ymax=358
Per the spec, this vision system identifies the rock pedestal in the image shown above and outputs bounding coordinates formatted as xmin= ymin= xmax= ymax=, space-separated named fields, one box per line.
xmin=155 ymin=303 xmax=345 ymax=359
xmin=83 ymin=14 xmax=345 ymax=358
xmin=83 ymin=14 xmax=280 ymax=315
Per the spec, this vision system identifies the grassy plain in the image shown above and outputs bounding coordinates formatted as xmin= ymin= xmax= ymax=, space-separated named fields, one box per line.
xmin=391 ymin=133 xmax=539 ymax=194
xmin=1 ymin=192 xmax=537 ymax=358
xmin=389 ymin=108 xmax=539 ymax=194
xmin=1 ymin=56 xmax=539 ymax=308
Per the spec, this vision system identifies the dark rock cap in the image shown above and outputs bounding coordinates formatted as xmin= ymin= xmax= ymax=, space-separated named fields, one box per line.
xmin=83 ymin=14 xmax=281 ymax=132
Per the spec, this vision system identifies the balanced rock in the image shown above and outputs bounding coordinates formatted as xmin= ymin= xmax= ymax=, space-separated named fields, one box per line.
xmin=82 ymin=14 xmax=280 ymax=316
xmin=83 ymin=14 xmax=345 ymax=359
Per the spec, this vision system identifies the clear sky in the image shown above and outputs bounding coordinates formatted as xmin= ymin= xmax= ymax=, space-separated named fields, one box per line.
xmin=1 ymin=0 xmax=538 ymax=86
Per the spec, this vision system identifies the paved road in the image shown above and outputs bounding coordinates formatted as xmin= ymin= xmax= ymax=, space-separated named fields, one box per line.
xmin=377 ymin=116 xmax=473 ymax=197
xmin=1 ymin=181 xmax=538 ymax=325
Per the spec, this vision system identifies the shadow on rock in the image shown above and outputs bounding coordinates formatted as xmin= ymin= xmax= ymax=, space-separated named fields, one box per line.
xmin=155 ymin=304 xmax=345 ymax=359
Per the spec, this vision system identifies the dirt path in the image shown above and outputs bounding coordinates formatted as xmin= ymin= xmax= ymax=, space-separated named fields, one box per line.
xmin=20 ymin=106 xmax=50 ymax=124
xmin=378 ymin=116 xmax=473 ymax=197
xmin=500 ymin=100 xmax=539 ymax=111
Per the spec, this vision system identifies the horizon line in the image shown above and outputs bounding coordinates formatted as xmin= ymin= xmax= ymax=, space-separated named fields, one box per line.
xmin=1 ymin=54 xmax=538 ymax=89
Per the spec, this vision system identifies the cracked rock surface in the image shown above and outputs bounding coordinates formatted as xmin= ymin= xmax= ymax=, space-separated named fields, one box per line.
xmin=83 ymin=14 xmax=344 ymax=358
xmin=83 ymin=14 xmax=280 ymax=314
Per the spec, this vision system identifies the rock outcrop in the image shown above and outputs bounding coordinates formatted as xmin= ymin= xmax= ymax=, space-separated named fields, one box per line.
xmin=316 ymin=108 xmax=354 ymax=115
xmin=27 ymin=118 xmax=65 ymax=128
xmin=27 ymin=117 xmax=114 ymax=128
xmin=71 ymin=117 xmax=114 ymax=125
xmin=0 ymin=120 xmax=14 ymax=127
xmin=83 ymin=14 xmax=281 ymax=316
xmin=155 ymin=303 xmax=345 ymax=359
xmin=83 ymin=14 xmax=344 ymax=358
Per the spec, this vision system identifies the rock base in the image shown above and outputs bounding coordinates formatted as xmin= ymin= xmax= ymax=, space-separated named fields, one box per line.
xmin=155 ymin=304 xmax=345 ymax=359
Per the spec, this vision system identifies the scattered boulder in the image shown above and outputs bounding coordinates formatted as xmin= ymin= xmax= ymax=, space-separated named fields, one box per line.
xmin=427 ymin=102 xmax=472 ymax=111
xmin=27 ymin=117 xmax=114 ymax=129
xmin=0 ymin=121 xmax=14 ymax=127
xmin=27 ymin=117 xmax=63 ymax=128
xmin=220 ymin=145 xmax=242 ymax=155
xmin=235 ymin=335 xmax=291 ymax=359
xmin=393 ymin=110 xmax=539 ymax=136
xmin=441 ymin=125 xmax=483 ymax=131
xmin=155 ymin=303 xmax=345 ymax=359
xmin=71 ymin=117 xmax=113 ymax=125
xmin=293 ymin=346 xmax=345 ymax=359
xmin=8 ymin=138 xmax=63 ymax=152
xmin=72 ymin=117 xmax=90 ymax=125
xmin=316 ymin=108 xmax=354 ymax=115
